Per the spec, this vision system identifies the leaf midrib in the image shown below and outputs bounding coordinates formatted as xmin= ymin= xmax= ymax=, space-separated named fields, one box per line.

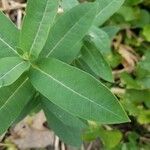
xmin=46 ymin=6 xmax=94 ymax=57
xmin=35 ymin=66 xmax=122 ymax=120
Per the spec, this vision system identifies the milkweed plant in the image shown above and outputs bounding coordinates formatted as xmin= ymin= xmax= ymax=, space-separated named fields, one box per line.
xmin=0 ymin=0 xmax=129 ymax=146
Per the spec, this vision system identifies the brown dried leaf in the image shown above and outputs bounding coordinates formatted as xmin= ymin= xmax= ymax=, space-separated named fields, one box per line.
xmin=9 ymin=111 xmax=55 ymax=149
xmin=118 ymin=45 xmax=139 ymax=72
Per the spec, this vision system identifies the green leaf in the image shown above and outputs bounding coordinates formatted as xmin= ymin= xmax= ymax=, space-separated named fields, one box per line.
xmin=83 ymin=125 xmax=122 ymax=148
xmin=94 ymin=0 xmax=125 ymax=26
xmin=20 ymin=0 xmax=58 ymax=58
xmin=0 ymin=12 xmax=20 ymax=58
xmin=29 ymin=58 xmax=129 ymax=124
xmin=143 ymin=25 xmax=150 ymax=42
xmin=88 ymin=26 xmax=111 ymax=54
xmin=40 ymin=3 xmax=98 ymax=63
xmin=43 ymin=103 xmax=83 ymax=146
xmin=0 ymin=76 xmax=35 ymax=134
xmin=0 ymin=57 xmax=30 ymax=88
xmin=60 ymin=0 xmax=79 ymax=12
xmin=99 ymin=128 xmax=122 ymax=149
xmin=81 ymin=42 xmax=113 ymax=82
xmin=41 ymin=96 xmax=86 ymax=129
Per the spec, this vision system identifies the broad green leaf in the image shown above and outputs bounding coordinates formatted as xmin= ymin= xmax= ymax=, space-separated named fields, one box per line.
xmin=88 ymin=26 xmax=111 ymax=54
xmin=81 ymin=42 xmax=113 ymax=82
xmin=60 ymin=0 xmax=79 ymax=12
xmin=0 ymin=57 xmax=30 ymax=88
xmin=40 ymin=3 xmax=98 ymax=63
xmin=43 ymin=105 xmax=83 ymax=146
xmin=94 ymin=0 xmax=125 ymax=26
xmin=0 ymin=12 xmax=20 ymax=58
xmin=29 ymin=58 xmax=129 ymax=124
xmin=20 ymin=0 xmax=59 ymax=58
xmin=0 ymin=77 xmax=35 ymax=134
xmin=41 ymin=96 xmax=86 ymax=129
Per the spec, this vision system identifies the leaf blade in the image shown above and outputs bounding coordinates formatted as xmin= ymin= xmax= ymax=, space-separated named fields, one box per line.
xmin=0 ymin=57 xmax=30 ymax=87
xmin=0 ymin=12 xmax=20 ymax=58
xmin=20 ymin=0 xmax=58 ymax=58
xmin=94 ymin=0 xmax=125 ymax=26
xmin=41 ymin=96 xmax=86 ymax=129
xmin=43 ymin=104 xmax=83 ymax=146
xmin=88 ymin=26 xmax=111 ymax=54
xmin=0 ymin=77 xmax=35 ymax=134
xmin=81 ymin=42 xmax=113 ymax=82
xmin=30 ymin=58 xmax=129 ymax=124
